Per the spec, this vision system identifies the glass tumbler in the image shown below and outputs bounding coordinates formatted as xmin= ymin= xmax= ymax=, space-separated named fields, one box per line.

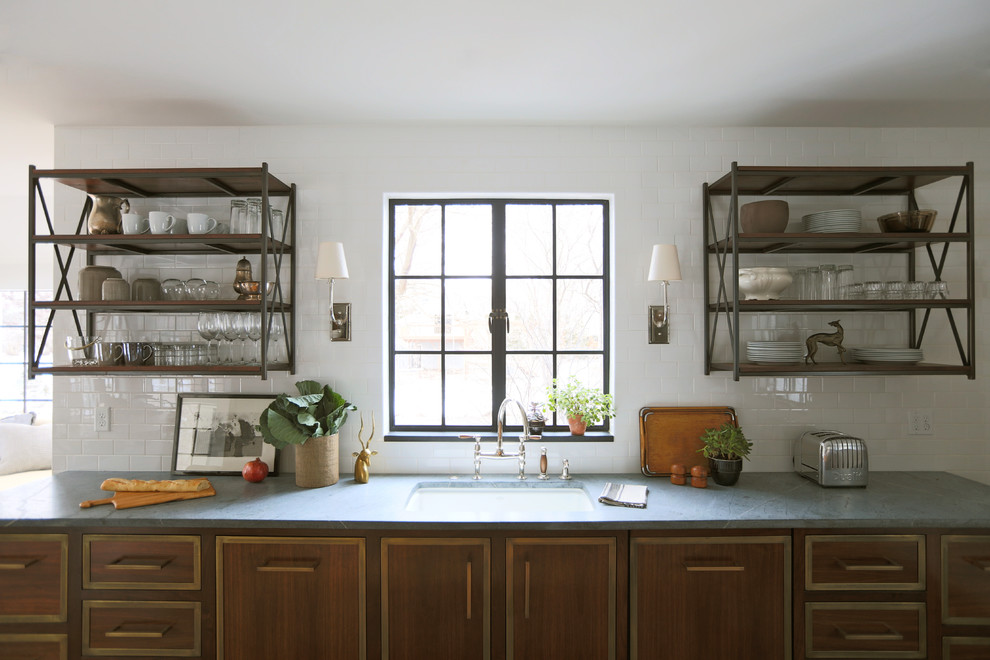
xmin=230 ymin=200 xmax=247 ymax=234
xmin=804 ymin=267 xmax=821 ymax=300
xmin=864 ymin=281 xmax=885 ymax=300
xmin=819 ymin=264 xmax=837 ymax=300
xmin=246 ymin=198 xmax=262 ymax=234
xmin=927 ymin=281 xmax=950 ymax=299
xmin=905 ymin=281 xmax=926 ymax=299
xmin=837 ymin=264 xmax=854 ymax=299
xmin=884 ymin=281 xmax=906 ymax=300
xmin=270 ymin=208 xmax=285 ymax=241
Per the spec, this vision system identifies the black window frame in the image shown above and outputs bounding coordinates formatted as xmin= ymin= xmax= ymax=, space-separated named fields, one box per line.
xmin=386 ymin=197 xmax=612 ymax=442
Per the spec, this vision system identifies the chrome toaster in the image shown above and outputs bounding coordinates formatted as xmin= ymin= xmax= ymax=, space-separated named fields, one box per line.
xmin=793 ymin=430 xmax=869 ymax=487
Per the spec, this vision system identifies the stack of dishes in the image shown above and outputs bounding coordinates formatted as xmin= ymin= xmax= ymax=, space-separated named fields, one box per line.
xmin=802 ymin=209 xmax=862 ymax=233
xmin=746 ymin=341 xmax=805 ymax=365
xmin=851 ymin=347 xmax=924 ymax=365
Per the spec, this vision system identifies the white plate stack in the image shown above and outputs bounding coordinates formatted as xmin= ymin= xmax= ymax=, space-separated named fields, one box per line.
xmin=746 ymin=341 xmax=805 ymax=364
xmin=802 ymin=209 xmax=862 ymax=233
xmin=851 ymin=347 xmax=924 ymax=365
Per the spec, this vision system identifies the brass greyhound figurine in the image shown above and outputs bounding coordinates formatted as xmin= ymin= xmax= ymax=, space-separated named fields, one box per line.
xmin=805 ymin=320 xmax=846 ymax=365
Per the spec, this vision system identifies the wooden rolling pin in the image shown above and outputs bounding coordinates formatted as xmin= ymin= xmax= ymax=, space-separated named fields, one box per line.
xmin=80 ymin=487 xmax=216 ymax=510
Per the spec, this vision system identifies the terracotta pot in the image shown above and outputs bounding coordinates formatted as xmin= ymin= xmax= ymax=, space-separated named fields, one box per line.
xmin=567 ymin=416 xmax=587 ymax=436
xmin=294 ymin=434 xmax=339 ymax=488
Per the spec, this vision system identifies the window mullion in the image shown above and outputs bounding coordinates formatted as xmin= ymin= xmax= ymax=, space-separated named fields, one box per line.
xmin=491 ymin=203 xmax=507 ymax=417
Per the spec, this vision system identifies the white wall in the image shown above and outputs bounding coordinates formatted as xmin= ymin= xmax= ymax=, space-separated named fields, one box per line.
xmin=2 ymin=121 xmax=54 ymax=288
xmin=50 ymin=125 xmax=990 ymax=483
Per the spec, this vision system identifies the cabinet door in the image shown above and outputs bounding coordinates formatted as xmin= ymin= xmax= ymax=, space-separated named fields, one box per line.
xmin=218 ymin=536 xmax=366 ymax=660
xmin=942 ymin=535 xmax=990 ymax=624
xmin=0 ymin=534 xmax=67 ymax=622
xmin=943 ymin=636 xmax=990 ymax=660
xmin=631 ymin=536 xmax=790 ymax=660
xmin=382 ymin=538 xmax=490 ymax=660
xmin=506 ymin=537 xmax=617 ymax=660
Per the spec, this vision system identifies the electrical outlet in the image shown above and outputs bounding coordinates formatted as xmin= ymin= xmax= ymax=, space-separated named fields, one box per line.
xmin=94 ymin=406 xmax=110 ymax=432
xmin=908 ymin=409 xmax=933 ymax=435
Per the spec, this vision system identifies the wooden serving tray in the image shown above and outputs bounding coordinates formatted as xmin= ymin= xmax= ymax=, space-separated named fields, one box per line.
xmin=639 ymin=406 xmax=737 ymax=476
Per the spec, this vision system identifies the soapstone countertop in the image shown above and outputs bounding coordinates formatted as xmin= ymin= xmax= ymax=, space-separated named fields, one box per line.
xmin=1 ymin=471 xmax=988 ymax=531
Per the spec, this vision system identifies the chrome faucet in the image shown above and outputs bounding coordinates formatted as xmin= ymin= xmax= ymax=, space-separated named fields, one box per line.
xmin=472 ymin=397 xmax=530 ymax=480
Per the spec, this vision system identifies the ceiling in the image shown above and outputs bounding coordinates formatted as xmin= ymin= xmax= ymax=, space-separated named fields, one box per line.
xmin=2 ymin=0 xmax=990 ymax=127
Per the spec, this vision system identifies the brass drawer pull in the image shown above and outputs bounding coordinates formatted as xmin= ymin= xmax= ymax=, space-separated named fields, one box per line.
xmin=0 ymin=556 xmax=40 ymax=570
xmin=835 ymin=556 xmax=904 ymax=571
xmin=106 ymin=622 xmax=173 ymax=639
xmin=835 ymin=623 xmax=904 ymax=642
xmin=466 ymin=561 xmax=472 ymax=620
xmin=105 ymin=556 xmax=174 ymax=571
xmin=966 ymin=557 xmax=990 ymax=571
xmin=683 ymin=559 xmax=745 ymax=572
xmin=256 ymin=558 xmax=320 ymax=572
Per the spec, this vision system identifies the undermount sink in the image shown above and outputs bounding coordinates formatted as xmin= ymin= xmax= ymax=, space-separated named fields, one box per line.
xmin=404 ymin=483 xmax=595 ymax=513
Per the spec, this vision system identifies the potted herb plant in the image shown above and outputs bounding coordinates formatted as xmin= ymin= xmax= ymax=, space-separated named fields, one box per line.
xmin=698 ymin=421 xmax=752 ymax=486
xmin=544 ymin=376 xmax=615 ymax=436
xmin=259 ymin=380 xmax=356 ymax=488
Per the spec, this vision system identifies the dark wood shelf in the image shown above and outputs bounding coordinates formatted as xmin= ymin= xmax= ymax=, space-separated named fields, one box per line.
xmin=709 ymin=362 xmax=973 ymax=377
xmin=34 ymin=300 xmax=292 ymax=313
xmin=705 ymin=165 xmax=968 ymax=196
xmin=32 ymin=166 xmax=292 ymax=198
xmin=32 ymin=234 xmax=291 ymax=256
xmin=708 ymin=299 xmax=967 ymax=313
xmin=32 ymin=364 xmax=292 ymax=377
xmin=708 ymin=232 xmax=969 ymax=254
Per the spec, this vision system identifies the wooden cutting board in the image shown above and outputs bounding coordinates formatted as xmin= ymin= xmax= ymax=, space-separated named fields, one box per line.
xmin=80 ymin=486 xmax=217 ymax=510
xmin=639 ymin=406 xmax=738 ymax=477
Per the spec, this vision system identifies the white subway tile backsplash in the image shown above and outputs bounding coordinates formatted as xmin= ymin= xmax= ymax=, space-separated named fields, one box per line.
xmin=48 ymin=124 xmax=990 ymax=485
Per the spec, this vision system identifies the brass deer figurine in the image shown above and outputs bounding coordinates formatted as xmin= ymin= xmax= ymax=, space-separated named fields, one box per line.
xmin=805 ymin=320 xmax=847 ymax=365
xmin=352 ymin=412 xmax=377 ymax=484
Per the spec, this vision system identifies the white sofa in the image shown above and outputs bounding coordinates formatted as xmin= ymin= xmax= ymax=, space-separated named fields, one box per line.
xmin=0 ymin=418 xmax=52 ymax=491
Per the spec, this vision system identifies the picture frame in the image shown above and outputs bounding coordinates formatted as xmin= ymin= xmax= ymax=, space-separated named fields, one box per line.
xmin=171 ymin=393 xmax=279 ymax=476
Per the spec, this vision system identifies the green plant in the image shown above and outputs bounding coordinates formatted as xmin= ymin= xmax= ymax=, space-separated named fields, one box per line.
xmin=698 ymin=422 xmax=752 ymax=461
xmin=259 ymin=380 xmax=356 ymax=449
xmin=544 ymin=377 xmax=615 ymax=425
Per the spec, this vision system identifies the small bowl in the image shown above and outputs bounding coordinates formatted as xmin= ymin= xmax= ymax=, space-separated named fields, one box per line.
xmin=877 ymin=209 xmax=936 ymax=233
xmin=234 ymin=281 xmax=276 ymax=300
xmin=740 ymin=200 xmax=789 ymax=233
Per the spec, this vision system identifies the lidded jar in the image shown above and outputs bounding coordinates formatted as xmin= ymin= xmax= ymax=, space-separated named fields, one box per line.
xmin=527 ymin=402 xmax=546 ymax=437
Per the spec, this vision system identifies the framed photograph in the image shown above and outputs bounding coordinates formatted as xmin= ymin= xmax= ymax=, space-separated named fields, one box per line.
xmin=171 ymin=393 xmax=279 ymax=475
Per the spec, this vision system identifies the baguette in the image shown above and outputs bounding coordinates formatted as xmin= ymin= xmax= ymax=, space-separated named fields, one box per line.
xmin=100 ymin=477 xmax=211 ymax=493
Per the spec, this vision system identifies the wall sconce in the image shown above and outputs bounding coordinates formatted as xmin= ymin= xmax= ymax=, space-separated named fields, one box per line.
xmin=648 ymin=243 xmax=681 ymax=344
xmin=315 ymin=241 xmax=351 ymax=341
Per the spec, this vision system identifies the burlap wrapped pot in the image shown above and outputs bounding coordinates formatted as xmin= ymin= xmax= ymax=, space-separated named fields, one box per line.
xmin=294 ymin=433 xmax=339 ymax=488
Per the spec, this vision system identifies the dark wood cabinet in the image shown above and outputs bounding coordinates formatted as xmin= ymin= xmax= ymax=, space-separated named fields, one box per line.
xmin=506 ymin=536 xmax=619 ymax=660
xmin=217 ymin=536 xmax=366 ymax=660
xmin=943 ymin=636 xmax=990 ymax=659
xmin=82 ymin=600 xmax=201 ymax=657
xmin=381 ymin=537 xmax=490 ymax=660
xmin=631 ymin=534 xmax=791 ymax=660
xmin=941 ymin=535 xmax=990 ymax=625
xmin=0 ymin=633 xmax=67 ymax=660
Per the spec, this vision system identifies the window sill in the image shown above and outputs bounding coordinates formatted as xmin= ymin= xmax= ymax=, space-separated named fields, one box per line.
xmin=384 ymin=431 xmax=614 ymax=443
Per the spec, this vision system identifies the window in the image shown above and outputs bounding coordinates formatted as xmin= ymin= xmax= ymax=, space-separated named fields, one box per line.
xmin=0 ymin=290 xmax=52 ymax=419
xmin=388 ymin=199 xmax=610 ymax=439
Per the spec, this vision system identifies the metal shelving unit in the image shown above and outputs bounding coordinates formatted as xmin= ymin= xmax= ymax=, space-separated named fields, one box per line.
xmin=703 ymin=162 xmax=975 ymax=381
xmin=28 ymin=164 xmax=296 ymax=379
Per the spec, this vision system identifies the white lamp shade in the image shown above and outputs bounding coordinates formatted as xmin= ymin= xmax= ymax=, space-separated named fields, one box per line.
xmin=648 ymin=244 xmax=681 ymax=282
xmin=315 ymin=241 xmax=349 ymax=279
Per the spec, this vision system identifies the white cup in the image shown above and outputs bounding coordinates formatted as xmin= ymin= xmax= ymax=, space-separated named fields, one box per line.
xmin=148 ymin=211 xmax=175 ymax=234
xmin=121 ymin=213 xmax=149 ymax=234
xmin=187 ymin=213 xmax=218 ymax=234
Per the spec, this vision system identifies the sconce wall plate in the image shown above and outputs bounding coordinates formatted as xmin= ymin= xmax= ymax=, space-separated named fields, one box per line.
xmin=330 ymin=302 xmax=351 ymax=341
xmin=648 ymin=305 xmax=669 ymax=344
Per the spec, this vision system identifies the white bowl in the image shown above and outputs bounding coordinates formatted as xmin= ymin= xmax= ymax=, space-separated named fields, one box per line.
xmin=738 ymin=267 xmax=792 ymax=300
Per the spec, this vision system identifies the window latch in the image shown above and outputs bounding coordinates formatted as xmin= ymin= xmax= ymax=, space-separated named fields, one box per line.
xmin=488 ymin=309 xmax=510 ymax=333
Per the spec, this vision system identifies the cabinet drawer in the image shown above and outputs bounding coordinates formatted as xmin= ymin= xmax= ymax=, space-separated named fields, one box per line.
xmin=0 ymin=634 xmax=67 ymax=660
xmin=942 ymin=636 xmax=990 ymax=660
xmin=941 ymin=535 xmax=990 ymax=624
xmin=0 ymin=534 xmax=68 ymax=622
xmin=82 ymin=600 xmax=201 ymax=657
xmin=805 ymin=602 xmax=925 ymax=659
xmin=806 ymin=534 xmax=925 ymax=591
xmin=84 ymin=534 xmax=201 ymax=590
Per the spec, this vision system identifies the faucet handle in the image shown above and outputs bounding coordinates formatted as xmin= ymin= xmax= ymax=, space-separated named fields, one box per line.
xmin=560 ymin=459 xmax=572 ymax=480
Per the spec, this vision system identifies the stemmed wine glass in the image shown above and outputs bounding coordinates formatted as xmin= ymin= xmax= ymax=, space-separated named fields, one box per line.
xmin=267 ymin=314 xmax=284 ymax=364
xmin=197 ymin=313 xmax=220 ymax=365
xmin=234 ymin=313 xmax=251 ymax=365
xmin=220 ymin=313 xmax=240 ymax=364
xmin=246 ymin=313 xmax=262 ymax=365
